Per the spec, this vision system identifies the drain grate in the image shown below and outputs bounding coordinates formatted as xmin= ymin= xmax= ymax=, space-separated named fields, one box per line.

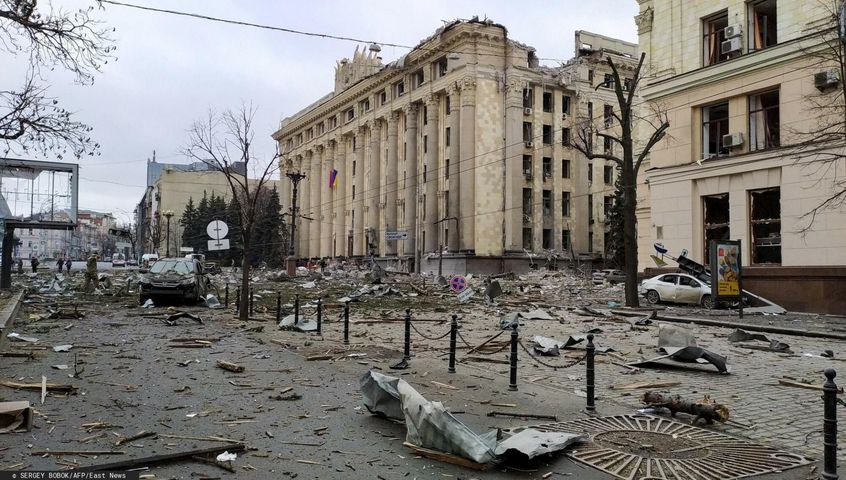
xmin=518 ymin=414 xmax=811 ymax=480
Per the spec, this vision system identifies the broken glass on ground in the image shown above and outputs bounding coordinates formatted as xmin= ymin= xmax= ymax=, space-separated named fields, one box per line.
xmin=728 ymin=328 xmax=791 ymax=353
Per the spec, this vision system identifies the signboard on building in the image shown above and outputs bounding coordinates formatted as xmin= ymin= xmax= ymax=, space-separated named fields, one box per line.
xmin=710 ymin=240 xmax=742 ymax=300
xmin=385 ymin=231 xmax=408 ymax=241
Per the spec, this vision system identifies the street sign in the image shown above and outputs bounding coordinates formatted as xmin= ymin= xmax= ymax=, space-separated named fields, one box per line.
xmin=385 ymin=231 xmax=408 ymax=241
xmin=208 ymin=239 xmax=230 ymax=251
xmin=449 ymin=275 xmax=467 ymax=293
xmin=207 ymin=220 xmax=229 ymax=240
xmin=457 ymin=288 xmax=475 ymax=303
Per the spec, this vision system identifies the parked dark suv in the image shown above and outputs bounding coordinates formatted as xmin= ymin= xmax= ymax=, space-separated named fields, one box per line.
xmin=139 ymin=258 xmax=209 ymax=305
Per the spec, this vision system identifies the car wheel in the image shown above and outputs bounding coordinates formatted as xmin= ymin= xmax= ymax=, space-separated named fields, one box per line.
xmin=701 ymin=294 xmax=714 ymax=309
xmin=645 ymin=290 xmax=661 ymax=305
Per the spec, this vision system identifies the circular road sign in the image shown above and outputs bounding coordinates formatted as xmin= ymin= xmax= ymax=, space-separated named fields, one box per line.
xmin=449 ymin=275 xmax=467 ymax=293
xmin=207 ymin=220 xmax=229 ymax=240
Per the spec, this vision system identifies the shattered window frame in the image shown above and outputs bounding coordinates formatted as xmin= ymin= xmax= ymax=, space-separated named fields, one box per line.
xmin=703 ymin=193 xmax=730 ymax=262
xmin=749 ymin=187 xmax=782 ymax=264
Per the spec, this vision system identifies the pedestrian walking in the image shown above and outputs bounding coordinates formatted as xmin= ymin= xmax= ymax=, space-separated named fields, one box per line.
xmin=83 ymin=254 xmax=99 ymax=293
xmin=30 ymin=257 xmax=39 ymax=273
xmin=57 ymin=257 xmax=64 ymax=273
xmin=65 ymin=258 xmax=72 ymax=273
xmin=16 ymin=258 xmax=23 ymax=274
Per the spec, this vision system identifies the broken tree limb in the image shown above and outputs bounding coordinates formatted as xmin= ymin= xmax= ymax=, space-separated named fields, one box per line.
xmin=72 ymin=443 xmax=245 ymax=471
xmin=0 ymin=380 xmax=77 ymax=394
xmin=641 ymin=391 xmax=729 ymax=424
xmin=402 ymin=442 xmax=487 ymax=471
xmin=215 ymin=360 xmax=245 ymax=373
xmin=115 ymin=430 xmax=157 ymax=446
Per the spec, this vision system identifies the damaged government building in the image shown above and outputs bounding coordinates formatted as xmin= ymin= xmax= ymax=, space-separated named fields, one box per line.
xmin=273 ymin=18 xmax=638 ymax=274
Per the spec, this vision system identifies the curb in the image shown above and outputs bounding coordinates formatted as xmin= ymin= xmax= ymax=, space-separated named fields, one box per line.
xmin=0 ymin=289 xmax=24 ymax=332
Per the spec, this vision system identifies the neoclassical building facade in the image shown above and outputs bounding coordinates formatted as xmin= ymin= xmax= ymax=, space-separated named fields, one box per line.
xmin=273 ymin=19 xmax=637 ymax=273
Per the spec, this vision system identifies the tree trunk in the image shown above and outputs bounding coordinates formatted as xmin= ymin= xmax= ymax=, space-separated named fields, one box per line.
xmin=239 ymin=237 xmax=251 ymax=321
xmin=623 ymin=165 xmax=640 ymax=307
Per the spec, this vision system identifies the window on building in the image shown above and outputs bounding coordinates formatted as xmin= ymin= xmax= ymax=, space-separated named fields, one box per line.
xmin=542 ymin=157 xmax=552 ymax=179
xmin=423 ymin=135 xmax=428 ymax=153
xmin=587 ymin=102 xmax=593 ymax=120
xmin=588 ymin=194 xmax=594 ymax=224
xmin=703 ymin=193 xmax=730 ymax=261
xmin=604 ymin=104 xmax=614 ymax=127
xmin=703 ymin=11 xmax=729 ymax=66
xmin=522 ymin=155 xmax=533 ymax=176
xmin=750 ymin=187 xmax=781 ymax=264
xmin=522 ymin=188 xmax=533 ymax=222
xmin=603 ymin=73 xmax=614 ymax=88
xmin=360 ymin=98 xmax=371 ymax=113
xmin=604 ymin=195 xmax=614 ymax=218
xmin=353 ymin=136 xmax=356 ymax=151
xmin=561 ymin=159 xmax=571 ymax=178
xmin=379 ymin=90 xmax=387 ymax=105
xmin=346 ymin=108 xmax=355 ymax=122
xmin=588 ymin=162 xmax=593 ymax=184
xmin=523 ymin=228 xmax=533 ymax=249
xmin=604 ymin=136 xmax=613 ymax=155
xmin=352 ymin=185 xmax=356 ymax=200
xmin=317 ymin=123 xmax=325 ymax=135
xmin=542 ymin=124 xmax=552 ymax=144
xmin=623 ymin=78 xmax=633 ymax=91
xmin=412 ymin=69 xmax=425 ymax=89
xmin=423 ymin=106 xmax=428 ymax=126
xmin=523 ymin=88 xmax=534 ymax=109
xmin=445 ymin=159 xmax=450 ymax=180
xmin=306 ymin=128 xmax=313 ymax=140
xmin=352 ymin=160 xmax=356 ymax=175
xmin=435 ymin=57 xmax=448 ymax=78
xmin=603 ymin=165 xmax=613 ymax=185
xmin=562 ymin=128 xmax=571 ymax=146
xmin=749 ymin=89 xmax=780 ymax=151
xmin=542 ymin=190 xmax=552 ymax=216
xmin=329 ymin=116 xmax=338 ymax=129
xmin=445 ymin=127 xmax=450 ymax=147
xmin=562 ymin=95 xmax=571 ymax=115
xmin=542 ymin=229 xmax=552 ymax=249
xmin=702 ymin=101 xmax=729 ymax=158
xmin=749 ymin=0 xmax=777 ymax=50
xmin=542 ymin=92 xmax=553 ymax=113
xmin=523 ymin=122 xmax=533 ymax=143
xmin=395 ymin=80 xmax=405 ymax=97
xmin=588 ymin=69 xmax=594 ymax=84
xmin=445 ymin=95 xmax=451 ymax=115
xmin=561 ymin=229 xmax=571 ymax=250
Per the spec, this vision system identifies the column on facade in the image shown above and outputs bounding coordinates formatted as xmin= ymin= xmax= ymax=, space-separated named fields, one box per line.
xmin=403 ymin=104 xmax=419 ymax=260
xmin=309 ymin=146 xmax=322 ymax=260
xmin=299 ymin=152 xmax=311 ymax=258
xmin=333 ymin=136 xmax=347 ymax=258
xmin=352 ymin=126 xmax=366 ymax=256
xmin=367 ymin=120 xmax=382 ymax=256
xmin=504 ymin=79 xmax=525 ymax=253
xmin=424 ymin=95 xmax=439 ymax=254
xmin=447 ymin=86 xmax=460 ymax=253
xmin=385 ymin=112 xmax=399 ymax=256
xmin=458 ymin=79 xmax=476 ymax=252
xmin=320 ymin=140 xmax=334 ymax=258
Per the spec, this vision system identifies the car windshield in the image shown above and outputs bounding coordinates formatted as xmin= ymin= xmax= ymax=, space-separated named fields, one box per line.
xmin=149 ymin=260 xmax=194 ymax=274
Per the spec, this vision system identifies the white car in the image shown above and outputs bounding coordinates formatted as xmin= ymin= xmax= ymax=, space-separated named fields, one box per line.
xmin=639 ymin=273 xmax=714 ymax=309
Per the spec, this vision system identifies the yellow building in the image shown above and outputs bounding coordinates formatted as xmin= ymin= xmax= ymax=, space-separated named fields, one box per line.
xmin=637 ymin=0 xmax=846 ymax=312
xmin=273 ymin=19 xmax=638 ymax=273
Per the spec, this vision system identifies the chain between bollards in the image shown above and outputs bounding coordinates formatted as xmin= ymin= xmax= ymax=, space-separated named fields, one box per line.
xmin=294 ymin=294 xmax=300 ymax=326
xmin=448 ymin=314 xmax=458 ymax=374
xmin=403 ymin=309 xmax=412 ymax=362
xmin=275 ymin=291 xmax=281 ymax=323
xmin=316 ymin=298 xmax=322 ymax=335
xmin=249 ymin=288 xmax=254 ymax=316
xmin=586 ymin=333 xmax=596 ymax=412
xmin=508 ymin=322 xmax=518 ymax=391
xmin=823 ymin=367 xmax=838 ymax=480
xmin=343 ymin=301 xmax=350 ymax=345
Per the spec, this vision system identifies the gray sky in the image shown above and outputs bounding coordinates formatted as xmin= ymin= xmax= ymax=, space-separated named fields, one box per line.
xmin=1 ymin=0 xmax=638 ymax=224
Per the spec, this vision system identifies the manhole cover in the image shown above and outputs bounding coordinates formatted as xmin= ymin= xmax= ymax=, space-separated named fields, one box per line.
xmin=520 ymin=414 xmax=811 ymax=480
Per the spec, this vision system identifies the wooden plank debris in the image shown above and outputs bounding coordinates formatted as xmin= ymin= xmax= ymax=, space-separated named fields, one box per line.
xmin=216 ymin=360 xmax=245 ymax=373
xmin=611 ymin=381 xmax=681 ymax=390
xmin=72 ymin=443 xmax=245 ymax=471
xmin=778 ymin=378 xmax=843 ymax=393
xmin=403 ymin=442 xmax=487 ymax=471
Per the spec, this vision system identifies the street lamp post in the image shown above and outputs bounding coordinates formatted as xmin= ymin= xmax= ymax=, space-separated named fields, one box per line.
xmin=285 ymin=169 xmax=306 ymax=276
xmin=163 ymin=210 xmax=174 ymax=257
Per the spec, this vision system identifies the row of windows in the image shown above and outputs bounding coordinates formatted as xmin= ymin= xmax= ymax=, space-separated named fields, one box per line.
xmin=700 ymin=187 xmax=781 ymax=264
xmin=521 ymin=228 xmax=574 ymax=251
xmin=703 ymin=0 xmax=776 ymax=68
xmin=701 ymin=89 xmax=779 ymax=159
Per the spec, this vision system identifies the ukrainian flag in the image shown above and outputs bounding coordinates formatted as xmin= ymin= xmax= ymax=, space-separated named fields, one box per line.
xmin=329 ymin=169 xmax=339 ymax=190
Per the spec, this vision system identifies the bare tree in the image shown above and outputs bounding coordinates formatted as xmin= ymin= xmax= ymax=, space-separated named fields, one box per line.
xmin=572 ymin=52 xmax=669 ymax=307
xmin=1 ymin=0 xmax=114 ymax=158
xmin=183 ymin=104 xmax=279 ymax=320
xmin=145 ymin=216 xmax=162 ymax=256
xmin=785 ymin=0 xmax=846 ymax=231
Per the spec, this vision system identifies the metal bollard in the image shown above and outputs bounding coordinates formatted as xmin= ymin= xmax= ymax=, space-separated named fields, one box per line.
xmin=403 ymin=309 xmax=412 ymax=362
xmin=343 ymin=301 xmax=350 ymax=345
xmin=448 ymin=314 xmax=458 ymax=373
xmin=586 ymin=333 xmax=596 ymax=412
xmin=294 ymin=294 xmax=300 ymax=325
xmin=235 ymin=287 xmax=240 ymax=314
xmin=316 ymin=299 xmax=322 ymax=334
xmin=508 ymin=322 xmax=518 ymax=391
xmin=823 ymin=368 xmax=838 ymax=480
xmin=224 ymin=283 xmax=229 ymax=307
xmin=275 ymin=291 xmax=282 ymax=322
xmin=249 ymin=288 xmax=254 ymax=315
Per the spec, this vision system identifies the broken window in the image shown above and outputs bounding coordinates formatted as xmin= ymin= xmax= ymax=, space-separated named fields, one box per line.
xmin=522 ymin=188 xmax=533 ymax=223
xmin=623 ymin=78 xmax=633 ymax=91
xmin=604 ymin=195 xmax=614 ymax=218
xmin=346 ymin=108 xmax=355 ymax=122
xmin=522 ymin=155 xmax=533 ymax=177
xmin=562 ymin=95 xmax=571 ymax=115
xmin=542 ymin=190 xmax=552 ymax=216
xmin=604 ymin=165 xmax=613 ymax=185
xmin=703 ymin=193 xmax=730 ymax=261
xmin=562 ymin=128 xmax=571 ymax=146
xmin=542 ymin=229 xmax=552 ymax=249
xmin=561 ymin=230 xmax=571 ymax=250
xmin=702 ymin=101 xmax=729 ymax=158
xmin=750 ymin=187 xmax=781 ymax=264
xmin=542 ymin=124 xmax=552 ymax=144
xmin=542 ymin=92 xmax=553 ymax=113
xmin=749 ymin=0 xmax=777 ymax=51
xmin=749 ymin=89 xmax=779 ymax=151
xmin=603 ymin=73 xmax=614 ymax=88
xmin=703 ymin=11 xmax=729 ymax=66
xmin=395 ymin=80 xmax=405 ymax=97
xmin=542 ymin=157 xmax=552 ymax=179
xmin=604 ymin=104 xmax=614 ymax=127
xmin=435 ymin=57 xmax=448 ymax=78
xmin=412 ymin=69 xmax=425 ymax=89
xmin=523 ymin=122 xmax=533 ymax=143
xmin=379 ymin=90 xmax=387 ymax=105
xmin=523 ymin=88 xmax=534 ymax=109
xmin=561 ymin=159 xmax=571 ymax=179
xmin=561 ymin=191 xmax=571 ymax=217
xmin=604 ymin=136 xmax=613 ymax=155
xmin=522 ymin=227 xmax=533 ymax=249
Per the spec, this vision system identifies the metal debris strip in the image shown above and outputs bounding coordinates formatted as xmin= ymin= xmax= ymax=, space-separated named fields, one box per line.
xmin=517 ymin=414 xmax=811 ymax=480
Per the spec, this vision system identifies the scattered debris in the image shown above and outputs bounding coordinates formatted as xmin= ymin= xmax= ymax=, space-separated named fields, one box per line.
xmin=7 ymin=333 xmax=38 ymax=343
xmin=52 ymin=344 xmax=73 ymax=352
xmin=486 ymin=412 xmax=558 ymax=421
xmin=203 ymin=294 xmax=222 ymax=309
xmin=115 ymin=430 xmax=157 ymax=446
xmin=164 ymin=312 xmax=203 ymax=325
xmin=216 ymin=360 xmax=245 ymax=373
xmin=611 ymin=381 xmax=681 ymax=390
xmin=778 ymin=377 xmax=843 ymax=393
xmin=728 ymin=328 xmax=792 ymax=353
xmin=0 ymin=380 xmax=77 ymax=394
xmin=72 ymin=443 xmax=246 ymax=471
xmin=641 ymin=391 xmax=730 ymax=425
xmin=629 ymin=324 xmax=730 ymax=374
xmin=142 ymin=298 xmax=155 ymax=308
xmin=0 ymin=401 xmax=33 ymax=433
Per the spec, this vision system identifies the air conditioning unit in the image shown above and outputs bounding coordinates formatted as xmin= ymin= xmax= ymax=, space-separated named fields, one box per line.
xmin=525 ymin=141 xmax=534 ymax=148
xmin=523 ymin=107 xmax=533 ymax=116
xmin=723 ymin=24 xmax=742 ymax=38
xmin=815 ymin=70 xmax=840 ymax=91
xmin=721 ymin=37 xmax=742 ymax=55
xmin=722 ymin=132 xmax=744 ymax=148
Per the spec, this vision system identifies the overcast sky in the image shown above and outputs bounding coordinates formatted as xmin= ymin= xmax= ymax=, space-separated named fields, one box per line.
xmin=1 ymin=0 xmax=638 ymax=224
